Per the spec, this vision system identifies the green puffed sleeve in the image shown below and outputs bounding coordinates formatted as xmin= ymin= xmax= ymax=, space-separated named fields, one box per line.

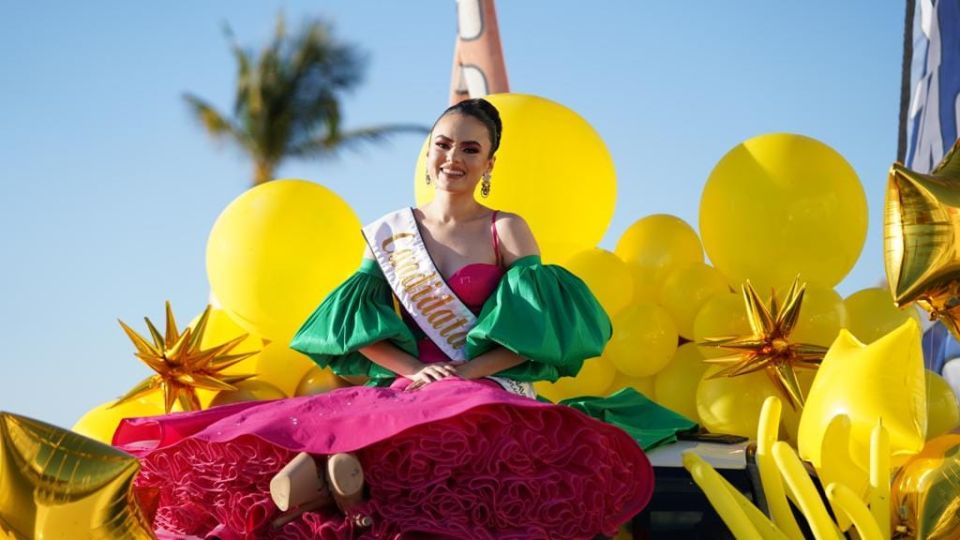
xmin=290 ymin=258 xmax=417 ymax=384
xmin=465 ymin=255 xmax=612 ymax=382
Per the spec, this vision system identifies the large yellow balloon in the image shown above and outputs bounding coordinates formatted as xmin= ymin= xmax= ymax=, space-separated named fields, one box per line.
xmin=844 ymin=287 xmax=922 ymax=344
xmin=700 ymin=133 xmax=867 ymax=291
xmin=295 ymin=366 xmax=346 ymax=397
xmin=414 ymin=94 xmax=617 ymax=263
xmin=798 ymin=321 xmax=926 ymax=472
xmin=72 ymin=395 xmax=170 ymax=445
xmin=615 ymin=214 xmax=704 ymax=300
xmin=697 ymin=366 xmax=780 ymax=438
xmin=693 ymin=292 xmax=751 ymax=359
xmin=207 ymin=179 xmax=363 ymax=341
xmin=926 ymin=370 xmax=960 ymax=439
xmin=562 ymin=248 xmax=634 ymax=317
xmin=533 ymin=355 xmax=617 ymax=401
xmin=604 ymin=303 xmax=678 ymax=377
xmin=659 ymin=263 xmax=730 ymax=339
xmin=654 ymin=343 xmax=709 ymax=422
xmin=254 ymin=342 xmax=318 ymax=397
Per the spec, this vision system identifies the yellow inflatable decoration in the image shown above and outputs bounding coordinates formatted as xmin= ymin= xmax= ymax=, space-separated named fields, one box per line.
xmin=790 ymin=285 xmax=846 ymax=348
xmin=798 ymin=320 xmax=926 ymax=473
xmin=893 ymin=434 xmax=960 ymax=539
xmin=607 ymin=372 xmax=655 ymax=398
xmin=295 ymin=365 xmax=345 ymax=396
xmin=604 ymin=303 xmax=678 ymax=377
xmin=925 ymin=370 xmax=960 ymax=439
xmin=615 ymin=214 xmax=704 ymax=302
xmin=653 ymin=343 xmax=708 ymax=421
xmin=533 ymin=355 xmax=616 ymax=402
xmin=72 ymin=394 xmax=171 ymax=445
xmin=253 ymin=342 xmax=318 ymax=397
xmin=1 ymin=413 xmax=154 ymax=539
xmin=209 ymin=379 xmax=286 ymax=407
xmin=844 ymin=287 xmax=921 ymax=344
xmin=562 ymin=248 xmax=634 ymax=317
xmin=693 ymin=292 xmax=751 ymax=359
xmin=696 ymin=366 xmax=779 ymax=438
xmin=207 ymin=179 xmax=364 ymax=341
xmin=658 ymin=263 xmax=730 ymax=339
xmin=414 ymin=94 xmax=616 ymax=263
xmin=700 ymin=133 xmax=867 ymax=292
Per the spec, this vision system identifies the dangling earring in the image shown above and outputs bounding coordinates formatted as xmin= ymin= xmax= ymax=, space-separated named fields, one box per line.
xmin=424 ymin=171 xmax=431 ymax=185
xmin=481 ymin=173 xmax=491 ymax=198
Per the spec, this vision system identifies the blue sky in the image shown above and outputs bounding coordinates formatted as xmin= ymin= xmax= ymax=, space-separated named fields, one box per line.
xmin=0 ymin=2 xmax=904 ymax=426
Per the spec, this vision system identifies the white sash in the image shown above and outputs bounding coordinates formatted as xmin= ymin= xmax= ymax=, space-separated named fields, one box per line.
xmin=362 ymin=208 xmax=477 ymax=361
xmin=362 ymin=208 xmax=537 ymax=399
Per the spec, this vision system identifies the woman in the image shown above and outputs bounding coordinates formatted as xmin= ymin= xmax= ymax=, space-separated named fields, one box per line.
xmin=115 ymin=98 xmax=653 ymax=539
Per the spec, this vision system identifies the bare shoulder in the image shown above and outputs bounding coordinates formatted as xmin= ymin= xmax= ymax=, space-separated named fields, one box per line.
xmin=494 ymin=211 xmax=540 ymax=264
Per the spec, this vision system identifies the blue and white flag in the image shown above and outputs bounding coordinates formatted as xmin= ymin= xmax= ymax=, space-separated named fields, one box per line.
xmin=905 ymin=0 xmax=960 ymax=172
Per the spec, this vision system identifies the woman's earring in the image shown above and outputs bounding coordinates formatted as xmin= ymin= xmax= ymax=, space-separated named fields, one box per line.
xmin=424 ymin=171 xmax=431 ymax=185
xmin=481 ymin=174 xmax=491 ymax=198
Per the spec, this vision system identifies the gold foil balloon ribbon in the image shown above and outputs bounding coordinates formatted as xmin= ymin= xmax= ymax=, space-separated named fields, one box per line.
xmin=0 ymin=412 xmax=154 ymax=539
xmin=886 ymin=139 xmax=960 ymax=338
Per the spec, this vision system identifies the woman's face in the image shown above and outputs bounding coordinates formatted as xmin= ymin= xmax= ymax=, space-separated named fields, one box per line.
xmin=427 ymin=113 xmax=495 ymax=196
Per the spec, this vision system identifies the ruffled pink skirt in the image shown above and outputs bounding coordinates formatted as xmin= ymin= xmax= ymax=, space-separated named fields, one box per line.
xmin=115 ymin=378 xmax=654 ymax=539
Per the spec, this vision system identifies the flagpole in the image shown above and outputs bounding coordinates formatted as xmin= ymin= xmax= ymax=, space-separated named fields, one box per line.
xmin=898 ymin=0 xmax=916 ymax=162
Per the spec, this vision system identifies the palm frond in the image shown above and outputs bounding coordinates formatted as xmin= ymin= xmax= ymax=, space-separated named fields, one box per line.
xmin=182 ymin=94 xmax=249 ymax=150
xmin=287 ymin=124 xmax=429 ymax=158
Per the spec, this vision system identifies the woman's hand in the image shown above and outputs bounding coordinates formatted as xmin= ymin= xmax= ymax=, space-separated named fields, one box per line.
xmin=405 ymin=362 xmax=461 ymax=391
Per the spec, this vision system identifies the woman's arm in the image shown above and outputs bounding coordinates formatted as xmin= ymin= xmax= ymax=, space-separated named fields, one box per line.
xmin=358 ymin=340 xmax=459 ymax=383
xmin=456 ymin=347 xmax=526 ymax=379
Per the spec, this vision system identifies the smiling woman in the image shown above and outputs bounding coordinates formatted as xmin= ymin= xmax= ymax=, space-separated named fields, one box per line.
xmin=112 ymin=98 xmax=655 ymax=539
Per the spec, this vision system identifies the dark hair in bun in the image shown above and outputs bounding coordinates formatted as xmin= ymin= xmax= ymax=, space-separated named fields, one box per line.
xmin=434 ymin=98 xmax=503 ymax=156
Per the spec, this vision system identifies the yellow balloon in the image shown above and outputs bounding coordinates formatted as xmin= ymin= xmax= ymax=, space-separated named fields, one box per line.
xmin=72 ymin=395 xmax=170 ymax=445
xmin=562 ymin=248 xmax=634 ymax=317
xmin=414 ymin=94 xmax=617 ymax=263
xmin=207 ymin=179 xmax=363 ymax=341
xmin=697 ymin=366 xmax=780 ymax=438
xmin=209 ymin=379 xmax=286 ymax=407
xmin=607 ymin=372 xmax=655 ymax=398
xmin=615 ymin=214 xmax=704 ymax=291
xmin=654 ymin=343 xmax=709 ymax=421
xmin=189 ymin=307 xmax=264 ymax=376
xmin=625 ymin=262 xmax=660 ymax=305
xmin=699 ymin=133 xmax=867 ymax=291
xmin=605 ymin=303 xmax=678 ymax=377
xmin=790 ymin=285 xmax=846 ymax=348
xmin=693 ymin=292 xmax=751 ymax=359
xmin=295 ymin=365 xmax=345 ymax=397
xmin=926 ymin=370 xmax=960 ymax=439
xmin=254 ymin=342 xmax=318 ymax=397
xmin=798 ymin=321 xmax=926 ymax=472
xmin=844 ymin=287 xmax=922 ymax=344
xmin=659 ymin=263 xmax=730 ymax=339
xmin=533 ymin=355 xmax=616 ymax=401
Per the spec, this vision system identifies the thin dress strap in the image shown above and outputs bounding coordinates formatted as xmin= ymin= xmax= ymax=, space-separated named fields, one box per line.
xmin=491 ymin=210 xmax=504 ymax=268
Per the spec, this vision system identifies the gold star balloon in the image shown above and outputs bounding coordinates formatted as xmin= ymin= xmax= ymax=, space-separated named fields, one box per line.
xmin=699 ymin=278 xmax=827 ymax=410
xmin=886 ymin=138 xmax=960 ymax=339
xmin=0 ymin=412 xmax=155 ymax=539
xmin=115 ymin=302 xmax=258 ymax=413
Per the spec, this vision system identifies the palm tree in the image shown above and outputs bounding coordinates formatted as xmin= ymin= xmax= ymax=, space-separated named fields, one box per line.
xmin=185 ymin=15 xmax=428 ymax=185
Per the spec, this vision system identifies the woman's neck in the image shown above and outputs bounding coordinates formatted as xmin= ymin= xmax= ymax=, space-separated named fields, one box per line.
xmin=423 ymin=190 xmax=485 ymax=224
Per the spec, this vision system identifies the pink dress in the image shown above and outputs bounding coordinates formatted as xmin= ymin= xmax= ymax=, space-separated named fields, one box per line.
xmin=114 ymin=216 xmax=654 ymax=539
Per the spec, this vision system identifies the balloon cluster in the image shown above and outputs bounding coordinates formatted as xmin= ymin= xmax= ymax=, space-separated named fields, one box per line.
xmin=73 ymin=180 xmax=357 ymax=444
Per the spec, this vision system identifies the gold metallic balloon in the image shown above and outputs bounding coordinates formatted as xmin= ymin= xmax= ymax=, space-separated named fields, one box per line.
xmin=886 ymin=139 xmax=960 ymax=339
xmin=893 ymin=434 xmax=960 ymax=539
xmin=0 ymin=412 xmax=154 ymax=539
xmin=208 ymin=379 xmax=286 ymax=407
